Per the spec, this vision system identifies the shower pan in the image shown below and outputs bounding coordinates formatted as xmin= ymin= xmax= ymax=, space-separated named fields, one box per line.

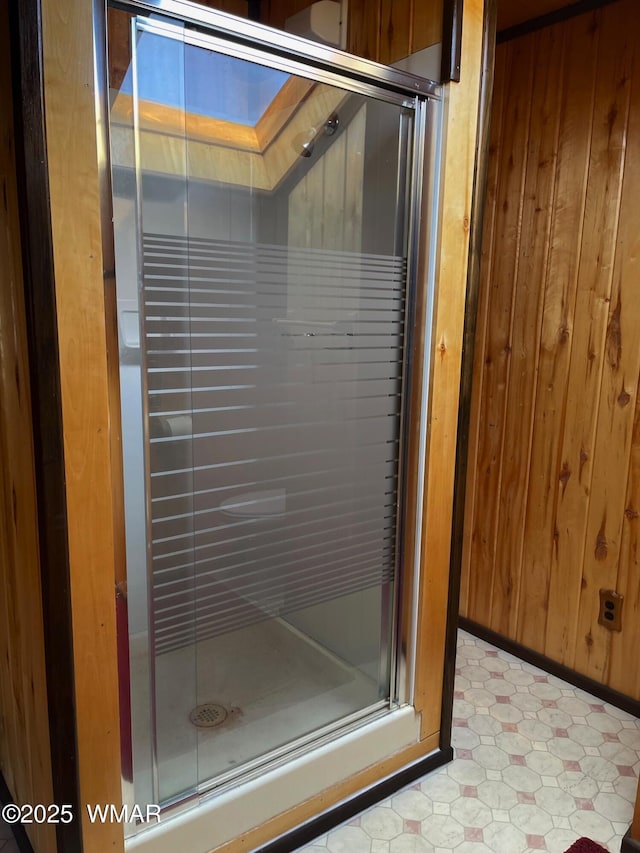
xmin=107 ymin=2 xmax=442 ymax=847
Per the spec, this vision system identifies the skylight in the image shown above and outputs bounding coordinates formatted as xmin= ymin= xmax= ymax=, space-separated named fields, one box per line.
xmin=121 ymin=30 xmax=290 ymax=127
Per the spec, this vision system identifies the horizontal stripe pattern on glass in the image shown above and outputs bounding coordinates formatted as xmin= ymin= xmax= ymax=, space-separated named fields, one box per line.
xmin=141 ymin=234 xmax=407 ymax=654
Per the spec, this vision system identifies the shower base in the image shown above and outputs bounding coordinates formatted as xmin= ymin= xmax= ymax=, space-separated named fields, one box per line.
xmin=128 ymin=616 xmax=379 ymax=804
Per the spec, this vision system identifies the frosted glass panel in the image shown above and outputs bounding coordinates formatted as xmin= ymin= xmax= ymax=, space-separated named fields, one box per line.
xmin=112 ymin=16 xmax=415 ymax=806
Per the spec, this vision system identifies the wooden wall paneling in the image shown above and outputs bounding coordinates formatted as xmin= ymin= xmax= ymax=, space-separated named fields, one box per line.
xmin=264 ymin=85 xmax=346 ymax=188
xmin=307 ymin=159 xmax=324 ymax=246
xmin=542 ymin=4 xmax=626 ymax=670
xmin=41 ymin=0 xmax=124 ymax=850
xmin=204 ymin=0 xmax=248 ymax=15
xmin=463 ymin=0 xmax=640 ymax=699
xmin=492 ymin=23 xmax=563 ymax=640
xmin=348 ymin=0 xmax=442 ymax=64
xmin=379 ymin=0 xmax=413 ymax=66
xmin=288 ymin=113 xmax=345 ymax=250
xmin=0 ymin=476 xmax=17 ymax=795
xmin=535 ymin=10 xmax=598 ymax=663
xmin=288 ymin=171 xmax=310 ymax=246
xmin=0 ymin=8 xmax=56 ymax=850
xmin=553 ymin=0 xmax=632 ymax=677
xmin=497 ymin=0 xmax=580 ymax=31
xmin=107 ymin=7 xmax=130 ymax=90
xmin=465 ymin=38 xmax=533 ymax=625
xmin=347 ymin=0 xmax=382 ymax=62
xmin=574 ymin=6 xmax=640 ymax=681
xmin=265 ymin=0 xmax=443 ymax=65
xmin=321 ymin=129 xmax=347 ymax=249
xmin=414 ymin=0 xmax=485 ymax=737
xmin=0 ymin=10 xmax=25 ymax=811
xmin=261 ymin=0 xmax=315 ymax=31
xmin=611 ymin=379 xmax=640 ymax=699
xmin=343 ymin=106 xmax=365 ymax=252
xmin=412 ymin=0 xmax=444 ymax=53
xmin=459 ymin=43 xmax=507 ymax=615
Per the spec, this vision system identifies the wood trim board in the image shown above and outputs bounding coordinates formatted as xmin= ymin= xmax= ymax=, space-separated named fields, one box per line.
xmin=441 ymin=0 xmax=496 ymax=751
xmin=497 ymin=0 xmax=622 ymax=42
xmin=40 ymin=0 xmax=125 ymax=849
xmin=6 ymin=2 xmax=80 ymax=851
xmin=110 ymin=76 xmax=314 ymax=153
xmin=413 ymin=0 xmax=485 ymax=739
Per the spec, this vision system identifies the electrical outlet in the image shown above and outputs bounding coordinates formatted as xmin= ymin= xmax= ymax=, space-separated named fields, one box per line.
xmin=598 ymin=589 xmax=623 ymax=632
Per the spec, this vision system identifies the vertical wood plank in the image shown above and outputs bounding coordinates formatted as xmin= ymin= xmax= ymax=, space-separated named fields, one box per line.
xmin=553 ymin=0 xmax=632 ymax=674
xmin=288 ymin=173 xmax=308 ymax=247
xmin=343 ymin=105 xmax=365 ymax=253
xmin=347 ymin=0 xmax=382 ymax=61
xmin=466 ymin=38 xmax=533 ymax=625
xmin=208 ymin=0 xmax=249 ymax=14
xmin=415 ymin=0 xmax=485 ymax=737
xmin=532 ymin=11 xmax=599 ymax=663
xmin=412 ymin=0 xmax=443 ymax=53
xmin=493 ymin=23 xmax=563 ymax=640
xmin=0 ymin=8 xmax=56 ymax=851
xmin=107 ymin=8 xmax=130 ymax=91
xmin=261 ymin=0 xmax=314 ymax=31
xmin=497 ymin=0 xmax=581 ymax=32
xmin=574 ymin=1 xmax=640 ymax=681
xmin=460 ymin=44 xmax=508 ymax=616
xmin=262 ymin=0 xmax=442 ymax=64
xmin=379 ymin=0 xmax=412 ymax=65
xmin=41 ymin=0 xmax=124 ymax=849
xmin=322 ymin=130 xmax=347 ymax=250
xmin=309 ymin=157 xmax=324 ymax=247
xmin=610 ymin=376 xmax=640 ymax=698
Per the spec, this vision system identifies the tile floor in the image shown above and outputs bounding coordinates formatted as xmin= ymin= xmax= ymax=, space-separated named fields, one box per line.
xmin=298 ymin=630 xmax=640 ymax=853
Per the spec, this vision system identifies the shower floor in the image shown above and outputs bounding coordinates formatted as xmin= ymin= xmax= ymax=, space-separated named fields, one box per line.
xmin=129 ymin=616 xmax=380 ymax=804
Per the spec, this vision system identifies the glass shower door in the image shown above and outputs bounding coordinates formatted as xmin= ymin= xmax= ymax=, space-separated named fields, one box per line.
xmin=112 ymin=13 xmax=417 ymax=807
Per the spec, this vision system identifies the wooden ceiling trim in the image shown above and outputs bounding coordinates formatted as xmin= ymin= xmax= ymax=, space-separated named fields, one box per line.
xmin=110 ymin=78 xmax=315 ymax=157
xmin=255 ymin=75 xmax=315 ymax=150
xmin=497 ymin=0 xmax=621 ymax=41
xmin=110 ymin=81 xmax=339 ymax=192
xmin=111 ymin=94 xmax=262 ymax=151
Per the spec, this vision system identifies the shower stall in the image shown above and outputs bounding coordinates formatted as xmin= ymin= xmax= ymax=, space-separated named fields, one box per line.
xmin=107 ymin=2 xmax=442 ymax=845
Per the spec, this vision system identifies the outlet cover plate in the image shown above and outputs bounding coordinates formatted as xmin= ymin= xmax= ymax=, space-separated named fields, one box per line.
xmin=598 ymin=589 xmax=623 ymax=632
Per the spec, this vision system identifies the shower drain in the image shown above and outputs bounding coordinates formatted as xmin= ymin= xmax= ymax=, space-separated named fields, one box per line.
xmin=189 ymin=703 xmax=228 ymax=728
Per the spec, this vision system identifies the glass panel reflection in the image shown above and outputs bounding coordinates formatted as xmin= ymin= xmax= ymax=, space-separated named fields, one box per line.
xmin=111 ymin=17 xmax=414 ymax=805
